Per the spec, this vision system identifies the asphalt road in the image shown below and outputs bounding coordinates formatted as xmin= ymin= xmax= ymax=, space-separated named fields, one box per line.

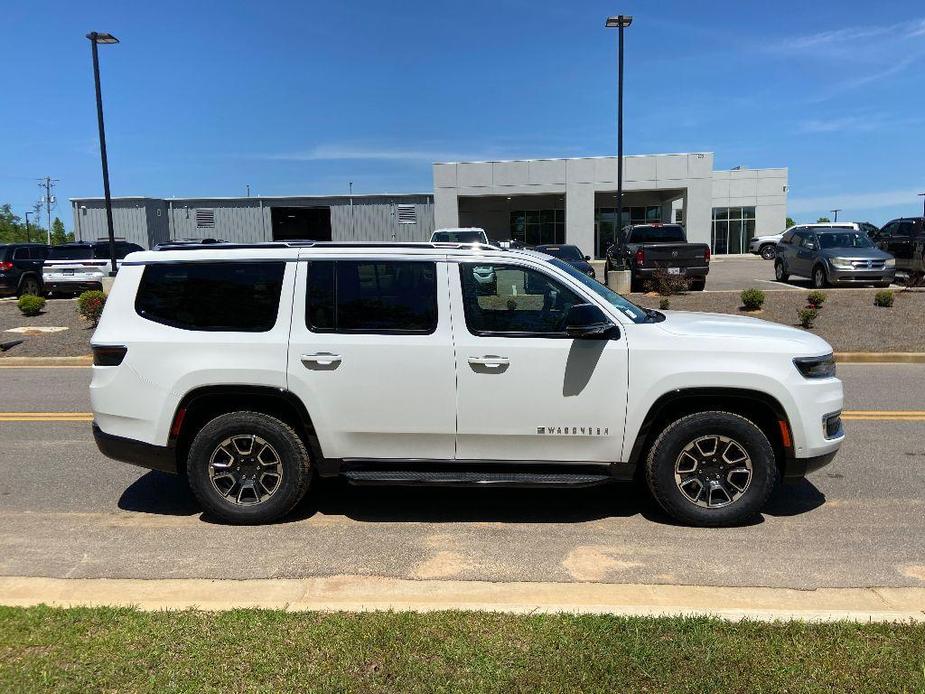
xmin=1 ymin=365 xmax=923 ymax=589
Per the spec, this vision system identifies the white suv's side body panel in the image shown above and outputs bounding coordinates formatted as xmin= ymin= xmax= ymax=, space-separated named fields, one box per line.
xmin=448 ymin=257 xmax=629 ymax=462
xmin=286 ymin=255 xmax=457 ymax=459
xmin=90 ymin=250 xmax=297 ymax=446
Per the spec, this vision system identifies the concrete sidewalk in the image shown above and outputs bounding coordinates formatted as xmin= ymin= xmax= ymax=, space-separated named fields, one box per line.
xmin=2 ymin=575 xmax=923 ymax=622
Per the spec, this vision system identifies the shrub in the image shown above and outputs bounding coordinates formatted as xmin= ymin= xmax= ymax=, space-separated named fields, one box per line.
xmin=740 ymin=288 xmax=765 ymax=311
xmin=649 ymin=267 xmax=688 ymax=296
xmin=874 ymin=290 xmax=894 ymax=308
xmin=797 ymin=306 xmax=818 ymax=328
xmin=17 ymin=294 xmax=46 ymax=317
xmin=806 ymin=290 xmax=827 ymax=308
xmin=659 ymin=298 xmax=670 ymax=310
xmin=77 ymin=290 xmax=107 ymax=326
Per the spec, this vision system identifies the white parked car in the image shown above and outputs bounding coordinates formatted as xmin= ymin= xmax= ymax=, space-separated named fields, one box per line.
xmin=90 ymin=242 xmax=843 ymax=526
xmin=749 ymin=223 xmax=858 ymax=260
xmin=430 ymin=227 xmax=489 ymax=245
xmin=43 ymin=240 xmax=143 ymax=296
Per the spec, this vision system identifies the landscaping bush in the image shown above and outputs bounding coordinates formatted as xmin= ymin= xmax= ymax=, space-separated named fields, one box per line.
xmin=797 ymin=306 xmax=818 ymax=328
xmin=649 ymin=267 xmax=688 ymax=296
xmin=77 ymin=290 xmax=107 ymax=326
xmin=659 ymin=298 xmax=670 ymax=310
xmin=740 ymin=288 xmax=765 ymax=311
xmin=806 ymin=290 xmax=827 ymax=308
xmin=874 ymin=290 xmax=894 ymax=308
xmin=17 ymin=294 xmax=46 ymax=317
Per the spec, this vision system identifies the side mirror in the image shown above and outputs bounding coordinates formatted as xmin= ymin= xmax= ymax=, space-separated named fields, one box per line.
xmin=805 ymin=242 xmax=815 ymax=250
xmin=565 ymin=303 xmax=617 ymax=339
xmin=584 ymin=255 xmax=591 ymax=261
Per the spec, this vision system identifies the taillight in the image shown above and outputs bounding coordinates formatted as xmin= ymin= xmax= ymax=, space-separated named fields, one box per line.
xmin=0 ymin=261 xmax=13 ymax=272
xmin=92 ymin=345 xmax=127 ymax=366
xmin=705 ymin=247 xmax=711 ymax=262
xmin=634 ymin=248 xmax=645 ymax=265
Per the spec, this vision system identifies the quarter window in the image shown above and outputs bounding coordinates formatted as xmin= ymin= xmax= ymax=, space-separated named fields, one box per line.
xmin=459 ymin=263 xmax=583 ymax=336
xmin=135 ymin=261 xmax=285 ymax=332
xmin=306 ymin=260 xmax=437 ymax=334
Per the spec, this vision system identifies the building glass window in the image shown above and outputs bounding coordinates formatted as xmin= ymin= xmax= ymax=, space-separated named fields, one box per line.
xmin=593 ymin=205 xmax=663 ymax=258
xmin=711 ymin=206 xmax=755 ymax=254
xmin=509 ymin=209 xmax=565 ymax=246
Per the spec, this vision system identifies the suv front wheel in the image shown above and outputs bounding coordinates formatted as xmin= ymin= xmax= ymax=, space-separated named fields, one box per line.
xmin=645 ymin=411 xmax=778 ymax=526
xmin=187 ymin=411 xmax=312 ymax=524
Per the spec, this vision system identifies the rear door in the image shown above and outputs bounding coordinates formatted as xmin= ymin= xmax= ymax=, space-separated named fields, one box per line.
xmin=287 ymin=253 xmax=457 ymax=460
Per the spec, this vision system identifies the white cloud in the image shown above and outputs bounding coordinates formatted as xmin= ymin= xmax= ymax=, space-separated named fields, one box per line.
xmin=789 ymin=188 xmax=925 ymax=214
xmin=776 ymin=17 xmax=925 ymax=52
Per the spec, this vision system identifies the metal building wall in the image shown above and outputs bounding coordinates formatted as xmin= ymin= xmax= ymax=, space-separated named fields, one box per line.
xmin=72 ymin=199 xmax=152 ymax=247
xmin=327 ymin=196 xmax=434 ymax=242
xmin=167 ymin=199 xmax=271 ymax=243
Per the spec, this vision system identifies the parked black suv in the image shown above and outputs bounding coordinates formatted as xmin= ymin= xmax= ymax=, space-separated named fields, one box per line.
xmin=0 ymin=243 xmax=50 ymax=297
xmin=870 ymin=217 xmax=925 ymax=280
xmin=534 ymin=244 xmax=596 ymax=278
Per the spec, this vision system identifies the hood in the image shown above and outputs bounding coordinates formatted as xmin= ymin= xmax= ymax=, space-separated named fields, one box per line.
xmin=657 ymin=311 xmax=832 ymax=354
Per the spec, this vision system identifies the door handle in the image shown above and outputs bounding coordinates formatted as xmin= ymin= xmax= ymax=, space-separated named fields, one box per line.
xmin=467 ymin=356 xmax=509 ymax=368
xmin=301 ymin=352 xmax=342 ymax=367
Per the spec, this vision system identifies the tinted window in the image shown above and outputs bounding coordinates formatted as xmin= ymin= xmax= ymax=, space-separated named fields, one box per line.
xmin=897 ymin=221 xmax=916 ymax=236
xmin=306 ymin=260 xmax=437 ymax=334
xmin=627 ymin=226 xmax=685 ymax=243
xmin=460 ymin=263 xmax=583 ymax=336
xmin=817 ymin=232 xmax=874 ymax=249
xmin=537 ymin=245 xmax=583 ymax=261
xmin=432 ymin=230 xmax=486 ymax=244
xmin=48 ymin=246 xmax=92 ymax=260
xmin=12 ymin=247 xmax=30 ymax=260
xmin=136 ymin=261 xmax=284 ymax=332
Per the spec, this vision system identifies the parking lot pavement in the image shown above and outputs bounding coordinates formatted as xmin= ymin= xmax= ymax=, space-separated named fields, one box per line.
xmin=1 ymin=366 xmax=924 ymax=589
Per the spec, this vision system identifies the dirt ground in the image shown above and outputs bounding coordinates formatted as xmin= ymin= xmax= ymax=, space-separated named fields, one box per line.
xmin=0 ymin=298 xmax=96 ymax=358
xmin=633 ymin=287 xmax=925 ymax=352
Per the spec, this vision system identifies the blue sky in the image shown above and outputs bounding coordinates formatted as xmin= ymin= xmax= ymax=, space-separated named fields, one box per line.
xmin=2 ymin=0 xmax=924 ymax=230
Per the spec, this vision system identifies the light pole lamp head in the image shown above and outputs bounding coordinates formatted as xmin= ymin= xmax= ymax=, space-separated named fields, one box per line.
xmin=86 ymin=32 xmax=119 ymax=44
xmin=605 ymin=15 xmax=633 ymax=28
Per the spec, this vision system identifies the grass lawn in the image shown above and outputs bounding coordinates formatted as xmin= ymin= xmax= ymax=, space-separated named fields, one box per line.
xmin=2 ymin=606 xmax=924 ymax=693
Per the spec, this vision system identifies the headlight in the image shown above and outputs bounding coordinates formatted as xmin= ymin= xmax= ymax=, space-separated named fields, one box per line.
xmin=794 ymin=353 xmax=836 ymax=379
xmin=885 ymin=258 xmax=896 ymax=268
xmin=829 ymin=257 xmax=853 ymax=270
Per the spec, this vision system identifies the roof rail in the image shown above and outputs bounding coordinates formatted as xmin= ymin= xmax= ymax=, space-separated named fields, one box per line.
xmin=152 ymin=241 xmax=505 ymax=252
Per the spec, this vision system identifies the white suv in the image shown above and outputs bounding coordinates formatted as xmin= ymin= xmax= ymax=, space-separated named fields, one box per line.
xmin=90 ymin=242 xmax=844 ymax=526
xmin=749 ymin=223 xmax=859 ymax=260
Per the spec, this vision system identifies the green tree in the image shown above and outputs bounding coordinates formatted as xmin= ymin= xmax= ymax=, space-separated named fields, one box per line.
xmin=786 ymin=216 xmax=795 ymax=228
xmin=0 ymin=204 xmax=30 ymax=244
xmin=816 ymin=216 xmax=831 ymax=223
xmin=50 ymin=217 xmax=74 ymax=245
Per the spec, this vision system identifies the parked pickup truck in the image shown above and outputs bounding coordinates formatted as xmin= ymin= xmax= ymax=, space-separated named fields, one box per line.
xmin=605 ymin=223 xmax=710 ymax=292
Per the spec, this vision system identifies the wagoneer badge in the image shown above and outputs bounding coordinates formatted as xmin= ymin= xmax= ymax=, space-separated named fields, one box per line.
xmin=537 ymin=426 xmax=609 ymax=436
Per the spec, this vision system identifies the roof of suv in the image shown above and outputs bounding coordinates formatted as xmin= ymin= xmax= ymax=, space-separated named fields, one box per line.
xmin=125 ymin=241 xmax=552 ymax=265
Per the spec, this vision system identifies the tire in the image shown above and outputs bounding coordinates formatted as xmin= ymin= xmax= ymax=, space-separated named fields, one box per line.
xmin=688 ymin=278 xmax=706 ymax=291
xmin=812 ymin=264 xmax=829 ymax=289
xmin=759 ymin=245 xmax=776 ymax=260
xmin=17 ymin=275 xmax=41 ymax=297
xmin=774 ymin=259 xmax=789 ymax=282
xmin=630 ymin=278 xmax=642 ymax=293
xmin=645 ymin=411 xmax=779 ymax=527
xmin=186 ymin=411 xmax=312 ymax=524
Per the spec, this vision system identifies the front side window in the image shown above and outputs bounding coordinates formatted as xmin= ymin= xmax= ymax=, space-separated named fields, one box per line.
xmin=306 ymin=260 xmax=437 ymax=334
xmin=136 ymin=261 xmax=284 ymax=332
xmin=459 ymin=263 xmax=584 ymax=336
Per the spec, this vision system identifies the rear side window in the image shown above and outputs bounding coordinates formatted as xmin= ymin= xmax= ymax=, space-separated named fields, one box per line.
xmin=136 ymin=261 xmax=285 ymax=332
xmin=48 ymin=246 xmax=92 ymax=260
xmin=306 ymin=260 xmax=437 ymax=334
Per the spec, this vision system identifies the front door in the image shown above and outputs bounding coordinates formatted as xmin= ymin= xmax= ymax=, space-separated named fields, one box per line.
xmin=449 ymin=260 xmax=628 ymax=462
xmin=287 ymin=255 xmax=456 ymax=460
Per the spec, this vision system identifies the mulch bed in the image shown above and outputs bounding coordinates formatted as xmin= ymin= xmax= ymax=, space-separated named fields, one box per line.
xmin=633 ymin=288 xmax=925 ymax=352
xmin=0 ymin=299 xmax=96 ymax=358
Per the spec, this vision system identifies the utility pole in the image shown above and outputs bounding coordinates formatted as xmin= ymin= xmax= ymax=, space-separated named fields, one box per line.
xmin=24 ymin=211 xmax=33 ymax=243
xmin=38 ymin=177 xmax=59 ymax=244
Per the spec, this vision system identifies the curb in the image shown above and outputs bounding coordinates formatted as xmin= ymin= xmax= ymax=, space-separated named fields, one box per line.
xmin=0 ymin=576 xmax=923 ymax=622
xmin=835 ymin=353 xmax=925 ymax=364
xmin=0 ymin=355 xmax=92 ymax=367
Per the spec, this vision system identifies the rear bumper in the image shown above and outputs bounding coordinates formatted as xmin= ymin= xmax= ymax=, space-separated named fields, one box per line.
xmin=0 ymin=278 xmax=16 ymax=296
xmin=636 ymin=265 xmax=709 ymax=278
xmin=93 ymin=422 xmax=178 ymax=474
xmin=44 ymin=280 xmax=103 ymax=293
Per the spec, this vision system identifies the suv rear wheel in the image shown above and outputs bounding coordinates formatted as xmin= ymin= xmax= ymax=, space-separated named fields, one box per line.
xmin=645 ymin=411 xmax=778 ymax=526
xmin=18 ymin=275 xmax=40 ymax=297
xmin=187 ymin=411 xmax=312 ymax=524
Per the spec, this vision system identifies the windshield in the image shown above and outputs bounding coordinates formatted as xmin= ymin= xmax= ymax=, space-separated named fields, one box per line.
xmin=432 ymin=230 xmax=485 ymax=243
xmin=47 ymin=246 xmax=93 ymax=260
xmin=538 ymin=245 xmax=583 ymax=261
xmin=548 ymin=258 xmax=648 ymax=324
xmin=817 ymin=232 xmax=874 ymax=249
xmin=628 ymin=226 xmax=685 ymax=243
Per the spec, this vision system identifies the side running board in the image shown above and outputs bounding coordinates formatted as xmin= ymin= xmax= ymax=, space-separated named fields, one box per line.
xmin=341 ymin=469 xmax=612 ymax=488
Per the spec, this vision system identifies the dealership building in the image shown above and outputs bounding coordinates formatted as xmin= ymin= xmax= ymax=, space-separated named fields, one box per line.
xmin=71 ymin=151 xmax=786 ymax=258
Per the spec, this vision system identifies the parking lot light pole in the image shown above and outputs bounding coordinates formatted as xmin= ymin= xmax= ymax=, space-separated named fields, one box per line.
xmin=605 ymin=15 xmax=632 ymax=259
xmin=86 ymin=31 xmax=120 ymax=276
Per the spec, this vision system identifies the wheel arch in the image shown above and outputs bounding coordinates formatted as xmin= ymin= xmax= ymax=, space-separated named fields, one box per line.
xmin=169 ymin=385 xmax=328 ymax=475
xmin=627 ymin=387 xmax=793 ymax=474
xmin=17 ymin=270 xmax=42 ymax=294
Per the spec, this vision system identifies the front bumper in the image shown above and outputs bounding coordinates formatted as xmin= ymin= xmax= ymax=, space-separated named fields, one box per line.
xmin=93 ymin=423 xmax=178 ymax=474
xmin=827 ymin=267 xmax=895 ymax=284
